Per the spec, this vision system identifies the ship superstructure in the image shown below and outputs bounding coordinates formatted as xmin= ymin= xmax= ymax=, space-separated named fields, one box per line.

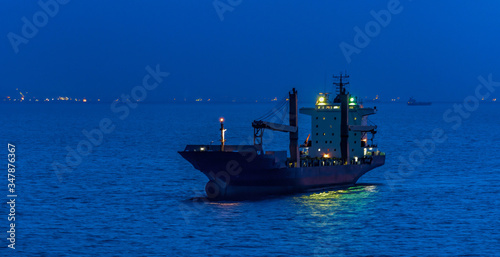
xmin=179 ymin=74 xmax=385 ymax=200
xmin=300 ymin=74 xmax=379 ymax=162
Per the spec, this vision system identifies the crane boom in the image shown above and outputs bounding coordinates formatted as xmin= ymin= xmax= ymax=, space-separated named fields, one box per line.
xmin=252 ymin=120 xmax=297 ymax=133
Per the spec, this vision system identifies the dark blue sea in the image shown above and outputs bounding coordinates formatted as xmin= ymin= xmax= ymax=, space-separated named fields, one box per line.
xmin=1 ymin=102 xmax=499 ymax=256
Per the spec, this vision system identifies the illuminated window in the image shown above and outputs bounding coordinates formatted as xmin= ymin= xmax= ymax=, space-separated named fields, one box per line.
xmin=323 ymin=133 xmax=326 ymax=136
xmin=323 ymin=117 xmax=326 ymax=120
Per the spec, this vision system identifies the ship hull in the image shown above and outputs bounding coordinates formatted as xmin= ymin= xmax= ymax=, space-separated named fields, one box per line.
xmin=178 ymin=151 xmax=385 ymax=200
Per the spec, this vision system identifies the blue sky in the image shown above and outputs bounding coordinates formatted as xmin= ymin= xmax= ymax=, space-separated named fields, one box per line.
xmin=1 ymin=0 xmax=500 ymax=102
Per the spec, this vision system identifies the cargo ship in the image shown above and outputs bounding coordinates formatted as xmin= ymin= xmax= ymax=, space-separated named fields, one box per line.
xmin=179 ymin=74 xmax=385 ymax=200
xmin=407 ymin=97 xmax=432 ymax=106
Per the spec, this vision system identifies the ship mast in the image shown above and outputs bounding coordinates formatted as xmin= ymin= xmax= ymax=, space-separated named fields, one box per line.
xmin=220 ymin=118 xmax=226 ymax=151
xmin=333 ymin=73 xmax=350 ymax=164
xmin=289 ymin=88 xmax=299 ymax=167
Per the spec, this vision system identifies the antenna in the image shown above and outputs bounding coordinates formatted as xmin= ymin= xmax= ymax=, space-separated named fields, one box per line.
xmin=333 ymin=72 xmax=350 ymax=96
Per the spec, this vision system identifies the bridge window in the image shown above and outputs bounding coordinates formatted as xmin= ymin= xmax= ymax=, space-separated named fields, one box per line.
xmin=316 ymin=133 xmax=318 ymax=136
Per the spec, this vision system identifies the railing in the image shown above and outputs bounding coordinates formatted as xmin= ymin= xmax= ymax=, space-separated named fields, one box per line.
xmin=182 ymin=145 xmax=263 ymax=153
xmin=288 ymin=156 xmax=377 ymax=168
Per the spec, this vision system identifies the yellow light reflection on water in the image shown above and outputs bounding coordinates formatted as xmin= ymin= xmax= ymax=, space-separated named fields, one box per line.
xmin=293 ymin=185 xmax=379 ymax=218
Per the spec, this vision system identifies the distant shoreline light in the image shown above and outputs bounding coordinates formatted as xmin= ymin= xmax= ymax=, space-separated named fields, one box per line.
xmin=3 ymin=95 xmax=497 ymax=103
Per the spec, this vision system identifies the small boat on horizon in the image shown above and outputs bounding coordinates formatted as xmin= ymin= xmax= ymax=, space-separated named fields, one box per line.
xmin=407 ymin=97 xmax=431 ymax=106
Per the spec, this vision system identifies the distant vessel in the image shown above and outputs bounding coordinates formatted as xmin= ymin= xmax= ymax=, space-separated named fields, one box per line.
xmin=407 ymin=97 xmax=431 ymax=106
xmin=179 ymin=74 xmax=385 ymax=200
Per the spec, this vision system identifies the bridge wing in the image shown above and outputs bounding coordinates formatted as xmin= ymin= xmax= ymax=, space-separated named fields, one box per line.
xmin=349 ymin=125 xmax=377 ymax=132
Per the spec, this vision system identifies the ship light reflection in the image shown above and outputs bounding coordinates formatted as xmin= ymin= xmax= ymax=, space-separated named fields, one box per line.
xmin=293 ymin=185 xmax=379 ymax=217
xmin=206 ymin=202 xmax=243 ymax=218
